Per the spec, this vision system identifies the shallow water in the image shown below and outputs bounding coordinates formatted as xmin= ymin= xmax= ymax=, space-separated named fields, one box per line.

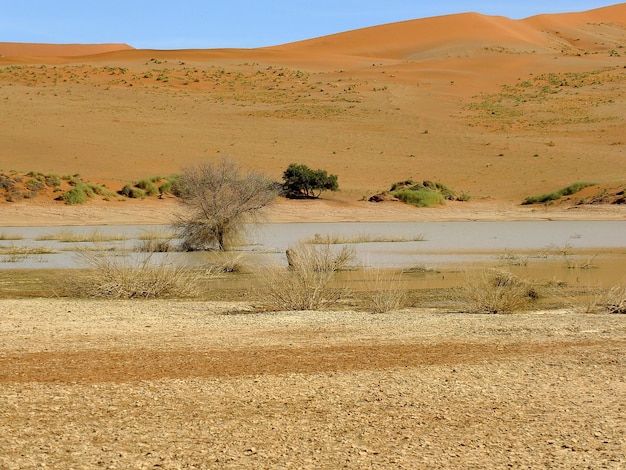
xmin=1 ymin=221 xmax=625 ymax=281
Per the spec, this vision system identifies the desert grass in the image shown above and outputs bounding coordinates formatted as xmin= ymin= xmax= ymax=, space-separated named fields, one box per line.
xmin=360 ymin=269 xmax=407 ymax=313
xmin=496 ymin=252 xmax=529 ymax=267
xmin=522 ymin=182 xmax=595 ymax=205
xmin=36 ymin=229 xmax=128 ymax=243
xmin=602 ymin=285 xmax=626 ymax=314
xmin=63 ymin=249 xmax=199 ymax=299
xmin=286 ymin=241 xmax=356 ymax=273
xmin=461 ymin=269 xmax=539 ymax=314
xmin=259 ymin=241 xmax=355 ymax=310
xmin=0 ymin=245 xmax=56 ymax=263
xmin=135 ymin=229 xmax=179 ymax=253
xmin=0 ymin=232 xmax=23 ymax=241
xmin=203 ymin=252 xmax=247 ymax=274
xmin=306 ymin=232 xmax=425 ymax=244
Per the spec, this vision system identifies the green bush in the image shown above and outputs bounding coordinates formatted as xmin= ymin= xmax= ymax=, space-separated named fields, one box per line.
xmin=392 ymin=188 xmax=445 ymax=207
xmin=119 ymin=184 xmax=146 ymax=199
xmin=282 ymin=163 xmax=338 ymax=198
xmin=136 ymin=179 xmax=159 ymax=196
xmin=522 ymin=182 xmax=595 ymax=205
xmin=159 ymin=175 xmax=182 ymax=196
xmin=59 ymin=184 xmax=94 ymax=205
xmin=386 ymin=179 xmax=462 ymax=207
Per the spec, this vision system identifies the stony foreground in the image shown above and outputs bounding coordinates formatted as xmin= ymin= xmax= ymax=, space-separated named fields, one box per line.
xmin=0 ymin=299 xmax=624 ymax=469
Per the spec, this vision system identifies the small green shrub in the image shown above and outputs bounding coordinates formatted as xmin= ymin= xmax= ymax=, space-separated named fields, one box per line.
xmin=119 ymin=184 xmax=146 ymax=199
xmin=392 ymin=188 xmax=445 ymax=207
xmin=25 ymin=178 xmax=44 ymax=191
xmin=136 ymin=179 xmax=159 ymax=196
xmin=59 ymin=183 xmax=94 ymax=205
xmin=158 ymin=175 xmax=182 ymax=196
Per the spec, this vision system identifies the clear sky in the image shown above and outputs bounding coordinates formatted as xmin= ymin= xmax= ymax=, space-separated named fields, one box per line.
xmin=1 ymin=1 xmax=618 ymax=49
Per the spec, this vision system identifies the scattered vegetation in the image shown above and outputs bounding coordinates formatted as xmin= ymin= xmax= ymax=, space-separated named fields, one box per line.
xmin=306 ymin=232 xmax=425 ymax=244
xmin=0 ymin=245 xmax=56 ymax=263
xmin=522 ymin=182 xmax=596 ymax=205
xmin=468 ymin=67 xmax=626 ymax=130
xmin=36 ymin=230 xmax=127 ymax=243
xmin=119 ymin=175 xmax=181 ymax=199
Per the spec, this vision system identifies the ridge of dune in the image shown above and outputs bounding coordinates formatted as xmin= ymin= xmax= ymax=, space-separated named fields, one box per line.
xmin=269 ymin=12 xmax=552 ymax=60
xmin=0 ymin=42 xmax=134 ymax=58
xmin=268 ymin=4 xmax=626 ymax=60
xmin=523 ymin=3 xmax=626 ymax=52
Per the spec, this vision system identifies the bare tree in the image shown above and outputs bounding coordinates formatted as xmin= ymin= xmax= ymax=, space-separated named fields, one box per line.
xmin=174 ymin=159 xmax=278 ymax=251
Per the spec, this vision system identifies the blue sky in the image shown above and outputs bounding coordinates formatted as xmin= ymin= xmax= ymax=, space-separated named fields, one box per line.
xmin=1 ymin=1 xmax=617 ymax=49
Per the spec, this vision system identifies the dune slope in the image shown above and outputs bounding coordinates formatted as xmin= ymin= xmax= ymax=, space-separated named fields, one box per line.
xmin=0 ymin=4 xmax=625 ymax=216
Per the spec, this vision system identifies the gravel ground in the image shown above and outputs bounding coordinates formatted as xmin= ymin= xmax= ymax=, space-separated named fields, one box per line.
xmin=0 ymin=299 xmax=624 ymax=469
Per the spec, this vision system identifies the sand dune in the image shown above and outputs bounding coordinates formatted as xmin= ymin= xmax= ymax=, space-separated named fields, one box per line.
xmin=3 ymin=4 xmax=625 ymax=64
xmin=272 ymin=13 xmax=551 ymax=60
xmin=0 ymin=4 xmax=625 ymax=221
xmin=0 ymin=42 xmax=133 ymax=59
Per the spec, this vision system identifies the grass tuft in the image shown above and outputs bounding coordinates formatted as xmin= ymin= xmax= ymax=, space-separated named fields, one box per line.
xmin=64 ymin=249 xmax=199 ymax=299
xmin=360 ymin=270 xmax=407 ymax=313
xmin=259 ymin=241 xmax=355 ymax=310
xmin=461 ymin=269 xmax=539 ymax=314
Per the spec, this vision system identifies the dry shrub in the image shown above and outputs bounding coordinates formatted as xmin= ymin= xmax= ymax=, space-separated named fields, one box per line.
xmin=259 ymin=242 xmax=355 ymax=310
xmin=360 ymin=269 xmax=406 ymax=313
xmin=462 ymin=269 xmax=539 ymax=314
xmin=286 ymin=242 xmax=356 ymax=273
xmin=203 ymin=252 xmax=246 ymax=274
xmin=601 ymin=285 xmax=626 ymax=314
xmin=64 ymin=249 xmax=199 ymax=299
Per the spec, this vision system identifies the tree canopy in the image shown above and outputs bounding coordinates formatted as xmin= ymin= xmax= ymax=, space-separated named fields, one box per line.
xmin=282 ymin=163 xmax=338 ymax=199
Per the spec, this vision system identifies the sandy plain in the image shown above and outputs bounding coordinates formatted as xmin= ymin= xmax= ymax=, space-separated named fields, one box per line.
xmin=1 ymin=5 xmax=625 ymax=469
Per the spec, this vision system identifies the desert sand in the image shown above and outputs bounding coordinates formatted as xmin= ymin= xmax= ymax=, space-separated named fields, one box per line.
xmin=0 ymin=300 xmax=624 ymax=468
xmin=1 ymin=4 xmax=626 ymax=226
xmin=0 ymin=6 xmax=625 ymax=470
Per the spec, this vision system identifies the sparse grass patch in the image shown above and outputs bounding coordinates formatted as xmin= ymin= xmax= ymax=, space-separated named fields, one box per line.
xmin=259 ymin=241 xmax=355 ymax=310
xmin=63 ymin=249 xmax=199 ymax=299
xmin=0 ymin=245 xmax=56 ymax=262
xmin=603 ymin=285 xmax=626 ymax=314
xmin=360 ymin=269 xmax=407 ymax=313
xmin=522 ymin=182 xmax=596 ymax=205
xmin=306 ymin=233 xmax=425 ymax=244
xmin=36 ymin=230 xmax=127 ymax=243
xmin=0 ymin=232 xmax=23 ymax=241
xmin=203 ymin=252 xmax=246 ymax=274
xmin=461 ymin=269 xmax=539 ymax=314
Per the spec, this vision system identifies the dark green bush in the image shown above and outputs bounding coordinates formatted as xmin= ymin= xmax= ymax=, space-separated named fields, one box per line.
xmin=282 ymin=163 xmax=338 ymax=198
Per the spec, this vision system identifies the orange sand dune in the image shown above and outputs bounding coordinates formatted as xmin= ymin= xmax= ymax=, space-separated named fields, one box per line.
xmin=271 ymin=13 xmax=551 ymax=60
xmin=0 ymin=42 xmax=133 ymax=59
xmin=0 ymin=4 xmax=625 ymax=223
